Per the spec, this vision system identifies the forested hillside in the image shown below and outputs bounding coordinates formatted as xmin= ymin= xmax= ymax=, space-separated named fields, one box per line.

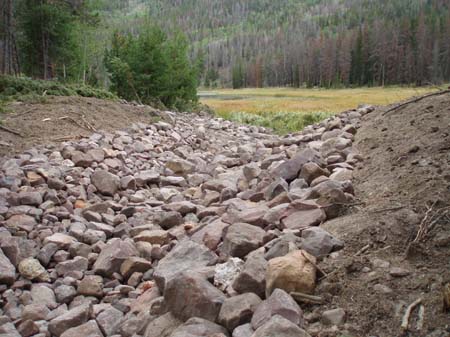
xmin=1 ymin=0 xmax=449 ymax=90
xmin=145 ymin=0 xmax=450 ymax=88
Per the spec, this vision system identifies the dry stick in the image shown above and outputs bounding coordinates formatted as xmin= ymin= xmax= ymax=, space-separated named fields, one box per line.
xmin=355 ymin=244 xmax=371 ymax=256
xmin=401 ymin=298 xmax=422 ymax=332
xmin=290 ymin=292 xmax=324 ymax=305
xmin=0 ymin=124 xmax=23 ymax=137
xmin=301 ymin=251 xmax=328 ymax=278
xmin=11 ymin=107 xmax=38 ymax=118
xmin=413 ymin=202 xmax=437 ymax=243
xmin=416 ymin=305 xmax=425 ymax=331
xmin=383 ymin=89 xmax=450 ymax=116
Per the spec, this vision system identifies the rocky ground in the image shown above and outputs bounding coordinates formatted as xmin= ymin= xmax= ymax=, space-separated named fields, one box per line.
xmin=0 ymin=93 xmax=449 ymax=337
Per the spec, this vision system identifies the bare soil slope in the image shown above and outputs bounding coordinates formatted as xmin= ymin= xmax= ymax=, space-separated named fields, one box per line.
xmin=320 ymin=92 xmax=450 ymax=336
xmin=0 ymin=96 xmax=159 ymax=156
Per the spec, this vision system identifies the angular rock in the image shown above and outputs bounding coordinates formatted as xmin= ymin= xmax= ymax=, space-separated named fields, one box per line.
xmin=78 ymin=275 xmax=103 ymax=297
xmin=93 ymin=239 xmax=138 ymax=277
xmin=251 ymin=289 xmax=303 ymax=330
xmin=22 ymin=304 xmax=50 ymax=321
xmin=154 ymin=239 xmax=217 ymax=290
xmin=0 ymin=248 xmax=15 ymax=285
xmin=134 ymin=230 xmax=169 ymax=245
xmin=191 ymin=219 xmax=229 ymax=251
xmin=233 ymin=249 xmax=267 ymax=298
xmin=164 ymin=272 xmax=226 ymax=321
xmin=5 ymin=214 xmax=36 ymax=232
xmin=219 ymin=293 xmax=262 ymax=331
xmin=91 ymin=170 xmax=120 ymax=196
xmin=272 ymin=148 xmax=323 ymax=182
xmin=170 ymin=317 xmax=229 ymax=337
xmin=300 ymin=227 xmax=344 ymax=257
xmin=120 ymin=257 xmax=152 ymax=279
xmin=96 ymin=306 xmax=124 ymax=336
xmin=252 ymin=315 xmax=310 ymax=337
xmin=223 ymin=223 xmax=266 ymax=258
xmin=143 ymin=312 xmax=181 ymax=337
xmin=48 ymin=304 xmax=92 ymax=337
xmin=321 ymin=308 xmax=346 ymax=326
xmin=214 ymin=257 xmax=244 ymax=291
xmin=281 ymin=208 xmax=326 ymax=230
xmin=60 ymin=320 xmax=103 ymax=337
xmin=299 ymin=162 xmax=328 ymax=185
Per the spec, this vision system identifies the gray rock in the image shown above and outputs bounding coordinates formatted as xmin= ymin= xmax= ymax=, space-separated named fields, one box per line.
xmin=55 ymin=284 xmax=77 ymax=304
xmin=170 ymin=317 xmax=229 ymax=337
xmin=93 ymin=239 xmax=138 ymax=277
xmin=0 ymin=248 xmax=15 ymax=285
xmin=91 ymin=170 xmax=120 ymax=196
xmin=300 ymin=227 xmax=344 ymax=257
xmin=60 ymin=320 xmax=103 ymax=337
xmin=18 ymin=191 xmax=43 ymax=206
xmin=223 ymin=223 xmax=266 ymax=258
xmin=164 ymin=272 xmax=226 ymax=322
xmin=251 ymin=315 xmax=310 ymax=337
xmin=272 ymin=148 xmax=323 ymax=182
xmin=96 ymin=306 xmax=124 ymax=336
xmin=232 ymin=323 xmax=254 ymax=337
xmin=144 ymin=312 xmax=181 ymax=337
xmin=251 ymin=289 xmax=303 ymax=330
xmin=233 ymin=249 xmax=267 ymax=298
xmin=218 ymin=293 xmax=262 ymax=331
xmin=21 ymin=304 xmax=50 ymax=321
xmin=154 ymin=239 xmax=217 ymax=291
xmin=48 ymin=304 xmax=92 ymax=337
xmin=321 ymin=308 xmax=346 ymax=326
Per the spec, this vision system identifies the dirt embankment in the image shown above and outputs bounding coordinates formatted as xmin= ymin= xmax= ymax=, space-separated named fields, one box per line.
xmin=0 ymin=96 xmax=160 ymax=156
xmin=320 ymin=92 xmax=450 ymax=336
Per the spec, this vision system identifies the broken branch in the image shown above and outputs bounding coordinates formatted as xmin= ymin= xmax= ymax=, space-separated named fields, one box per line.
xmin=0 ymin=124 xmax=23 ymax=137
xmin=290 ymin=292 xmax=324 ymax=305
xmin=401 ymin=298 xmax=422 ymax=332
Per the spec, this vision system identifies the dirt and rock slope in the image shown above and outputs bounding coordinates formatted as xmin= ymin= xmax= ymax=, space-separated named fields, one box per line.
xmin=0 ymin=93 xmax=448 ymax=337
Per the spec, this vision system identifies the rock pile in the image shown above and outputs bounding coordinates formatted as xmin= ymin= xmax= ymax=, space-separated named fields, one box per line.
xmin=0 ymin=105 xmax=373 ymax=337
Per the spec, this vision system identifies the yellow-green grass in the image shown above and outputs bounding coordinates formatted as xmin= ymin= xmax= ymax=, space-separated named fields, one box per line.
xmin=199 ymin=86 xmax=439 ymax=116
xmin=199 ymin=86 xmax=442 ymax=134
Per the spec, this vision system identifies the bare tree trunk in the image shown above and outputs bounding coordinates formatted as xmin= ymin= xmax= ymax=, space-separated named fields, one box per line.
xmin=0 ymin=0 xmax=20 ymax=75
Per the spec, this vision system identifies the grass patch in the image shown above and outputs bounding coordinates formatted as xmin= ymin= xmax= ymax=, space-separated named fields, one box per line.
xmin=200 ymin=86 xmax=441 ymax=116
xmin=221 ymin=110 xmax=333 ymax=134
xmin=0 ymin=75 xmax=117 ymax=103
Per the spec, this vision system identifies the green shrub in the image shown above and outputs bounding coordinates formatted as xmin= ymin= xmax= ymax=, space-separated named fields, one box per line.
xmin=220 ymin=110 xmax=333 ymax=134
xmin=0 ymin=75 xmax=116 ymax=102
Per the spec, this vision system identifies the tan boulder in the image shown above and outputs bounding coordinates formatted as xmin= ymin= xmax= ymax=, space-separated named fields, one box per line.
xmin=266 ymin=250 xmax=316 ymax=297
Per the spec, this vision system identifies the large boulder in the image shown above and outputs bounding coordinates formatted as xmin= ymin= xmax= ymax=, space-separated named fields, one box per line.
xmin=91 ymin=170 xmax=120 ymax=196
xmin=223 ymin=223 xmax=266 ymax=258
xmin=164 ymin=272 xmax=226 ymax=322
xmin=153 ymin=239 xmax=218 ymax=291
xmin=93 ymin=239 xmax=138 ymax=277
xmin=251 ymin=315 xmax=311 ymax=337
xmin=218 ymin=293 xmax=262 ymax=331
xmin=266 ymin=250 xmax=316 ymax=297
xmin=251 ymin=289 xmax=303 ymax=330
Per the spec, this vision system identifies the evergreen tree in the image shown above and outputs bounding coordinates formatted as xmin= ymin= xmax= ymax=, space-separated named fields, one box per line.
xmin=17 ymin=0 xmax=81 ymax=80
xmin=105 ymin=26 xmax=198 ymax=109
